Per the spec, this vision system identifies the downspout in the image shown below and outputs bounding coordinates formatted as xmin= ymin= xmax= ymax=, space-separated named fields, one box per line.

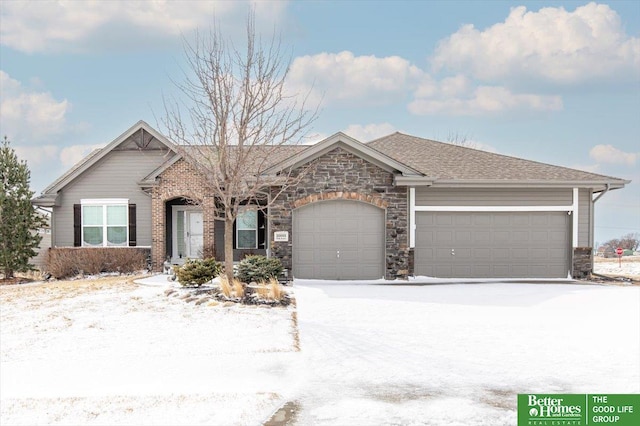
xmin=592 ymin=183 xmax=611 ymax=203
xmin=590 ymin=183 xmax=611 ymax=249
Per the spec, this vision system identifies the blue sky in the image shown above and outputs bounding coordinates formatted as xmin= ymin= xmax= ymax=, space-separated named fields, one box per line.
xmin=1 ymin=0 xmax=638 ymax=245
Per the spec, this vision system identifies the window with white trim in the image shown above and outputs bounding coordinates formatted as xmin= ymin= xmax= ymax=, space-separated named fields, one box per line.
xmin=81 ymin=199 xmax=128 ymax=247
xmin=236 ymin=206 xmax=257 ymax=249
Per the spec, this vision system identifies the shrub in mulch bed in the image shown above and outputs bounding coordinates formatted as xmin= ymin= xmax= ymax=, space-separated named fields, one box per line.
xmin=166 ymin=276 xmax=292 ymax=307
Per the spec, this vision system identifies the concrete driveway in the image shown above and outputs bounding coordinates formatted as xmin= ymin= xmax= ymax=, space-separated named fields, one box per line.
xmin=286 ymin=282 xmax=640 ymax=426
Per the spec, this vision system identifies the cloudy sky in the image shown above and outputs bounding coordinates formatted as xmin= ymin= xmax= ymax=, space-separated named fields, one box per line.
xmin=1 ymin=0 xmax=638 ymax=245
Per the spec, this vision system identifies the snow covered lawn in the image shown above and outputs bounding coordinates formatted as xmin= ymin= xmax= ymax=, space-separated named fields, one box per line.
xmin=0 ymin=276 xmax=300 ymax=426
xmin=1 ymin=276 xmax=639 ymax=426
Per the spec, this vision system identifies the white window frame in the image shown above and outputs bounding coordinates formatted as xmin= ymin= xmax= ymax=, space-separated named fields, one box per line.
xmin=236 ymin=206 xmax=258 ymax=249
xmin=80 ymin=199 xmax=129 ymax=247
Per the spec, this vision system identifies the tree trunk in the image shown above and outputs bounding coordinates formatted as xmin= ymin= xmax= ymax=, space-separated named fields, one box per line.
xmin=224 ymin=217 xmax=234 ymax=282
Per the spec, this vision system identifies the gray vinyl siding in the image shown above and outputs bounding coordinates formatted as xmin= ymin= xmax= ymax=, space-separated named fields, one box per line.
xmin=52 ymin=150 xmax=173 ymax=247
xmin=414 ymin=187 xmax=573 ymax=206
xmin=578 ymin=188 xmax=591 ymax=247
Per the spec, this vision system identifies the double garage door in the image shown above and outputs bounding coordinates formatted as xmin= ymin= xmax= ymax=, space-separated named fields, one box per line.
xmin=293 ymin=200 xmax=385 ymax=280
xmin=415 ymin=212 xmax=571 ymax=278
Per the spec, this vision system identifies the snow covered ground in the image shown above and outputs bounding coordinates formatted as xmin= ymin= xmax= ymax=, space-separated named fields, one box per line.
xmin=1 ymin=275 xmax=639 ymax=425
xmin=594 ymin=256 xmax=640 ymax=278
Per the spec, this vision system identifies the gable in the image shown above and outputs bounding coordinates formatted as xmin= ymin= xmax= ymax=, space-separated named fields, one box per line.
xmin=34 ymin=121 xmax=177 ymax=203
xmin=262 ymin=132 xmax=423 ymax=179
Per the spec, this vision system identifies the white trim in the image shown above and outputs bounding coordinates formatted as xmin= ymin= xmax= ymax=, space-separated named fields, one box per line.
xmin=81 ymin=198 xmax=129 ymax=205
xmin=572 ymin=188 xmax=579 ymax=247
xmin=81 ymin=202 xmax=129 ymax=247
xmin=414 ymin=205 xmax=573 ymax=212
xmin=171 ymin=205 xmax=202 ymax=260
xmin=236 ymin=206 xmax=258 ymax=250
xmin=409 ymin=188 xmax=416 ymax=248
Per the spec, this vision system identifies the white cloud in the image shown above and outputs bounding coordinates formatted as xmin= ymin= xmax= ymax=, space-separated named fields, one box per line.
xmin=409 ymin=85 xmax=563 ymax=116
xmin=589 ymin=144 xmax=638 ymax=166
xmin=286 ymin=51 xmax=424 ymax=106
xmin=0 ymin=70 xmax=70 ymax=142
xmin=0 ymin=1 xmax=288 ymax=53
xmin=13 ymin=145 xmax=60 ymax=168
xmin=60 ymin=144 xmax=104 ymax=168
xmin=431 ymin=3 xmax=640 ymax=84
xmin=343 ymin=123 xmax=397 ymax=142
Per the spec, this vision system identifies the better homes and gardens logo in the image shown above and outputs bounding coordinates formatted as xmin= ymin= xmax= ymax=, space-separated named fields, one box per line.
xmin=518 ymin=394 xmax=639 ymax=426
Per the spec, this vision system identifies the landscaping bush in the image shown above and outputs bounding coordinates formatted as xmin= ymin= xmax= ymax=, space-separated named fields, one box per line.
xmin=46 ymin=248 xmax=149 ymax=279
xmin=174 ymin=258 xmax=222 ymax=287
xmin=236 ymin=255 xmax=283 ymax=283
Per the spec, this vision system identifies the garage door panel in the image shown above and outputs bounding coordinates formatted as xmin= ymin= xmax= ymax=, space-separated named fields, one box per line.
xmin=474 ymin=215 xmax=491 ymax=226
xmin=493 ymin=231 xmax=510 ymax=242
xmin=415 ymin=212 xmax=570 ymax=278
xmin=455 ymin=231 xmax=472 ymax=243
xmin=293 ymin=200 xmax=385 ymax=280
xmin=455 ymin=214 xmax=472 ymax=226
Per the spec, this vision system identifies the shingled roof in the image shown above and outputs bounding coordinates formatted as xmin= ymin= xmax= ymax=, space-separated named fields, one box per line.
xmin=367 ymin=132 xmax=628 ymax=187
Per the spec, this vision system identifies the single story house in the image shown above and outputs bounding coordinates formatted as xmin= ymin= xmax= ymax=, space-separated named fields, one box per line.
xmin=32 ymin=120 xmax=629 ymax=280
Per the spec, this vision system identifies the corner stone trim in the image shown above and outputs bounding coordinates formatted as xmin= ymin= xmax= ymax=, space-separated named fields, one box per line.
xmin=293 ymin=191 xmax=389 ymax=209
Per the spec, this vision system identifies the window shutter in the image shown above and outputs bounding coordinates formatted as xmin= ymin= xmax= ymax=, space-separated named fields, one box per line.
xmin=73 ymin=204 xmax=81 ymax=247
xmin=128 ymin=204 xmax=137 ymax=246
xmin=258 ymin=210 xmax=266 ymax=248
xmin=232 ymin=217 xmax=237 ymax=249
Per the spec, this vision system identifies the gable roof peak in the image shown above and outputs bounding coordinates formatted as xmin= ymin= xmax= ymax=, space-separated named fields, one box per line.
xmin=39 ymin=120 xmax=177 ymax=196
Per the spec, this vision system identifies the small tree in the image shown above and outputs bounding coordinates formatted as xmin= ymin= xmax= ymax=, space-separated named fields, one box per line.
xmin=163 ymin=12 xmax=317 ymax=282
xmin=0 ymin=136 xmax=46 ymax=279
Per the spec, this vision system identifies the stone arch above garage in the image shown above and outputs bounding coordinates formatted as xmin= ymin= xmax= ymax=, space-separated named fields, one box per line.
xmin=293 ymin=191 xmax=389 ymax=209
xmin=269 ymin=147 xmax=409 ymax=279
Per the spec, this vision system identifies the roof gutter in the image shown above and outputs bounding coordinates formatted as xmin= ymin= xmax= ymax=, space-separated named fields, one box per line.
xmin=592 ymin=183 xmax=611 ymax=203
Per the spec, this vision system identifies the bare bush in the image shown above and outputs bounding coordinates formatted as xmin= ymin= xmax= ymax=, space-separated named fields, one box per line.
xmin=45 ymin=248 xmax=148 ymax=279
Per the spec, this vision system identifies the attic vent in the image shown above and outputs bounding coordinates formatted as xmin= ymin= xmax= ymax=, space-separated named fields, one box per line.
xmin=132 ymin=128 xmax=156 ymax=149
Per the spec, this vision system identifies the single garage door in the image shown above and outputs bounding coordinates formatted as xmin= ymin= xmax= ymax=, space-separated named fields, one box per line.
xmin=293 ymin=200 xmax=385 ymax=280
xmin=415 ymin=212 xmax=571 ymax=278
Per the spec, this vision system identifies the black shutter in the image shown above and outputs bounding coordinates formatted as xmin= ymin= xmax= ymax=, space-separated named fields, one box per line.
xmin=232 ymin=217 xmax=237 ymax=249
xmin=258 ymin=210 xmax=266 ymax=248
xmin=73 ymin=204 xmax=81 ymax=247
xmin=128 ymin=204 xmax=137 ymax=247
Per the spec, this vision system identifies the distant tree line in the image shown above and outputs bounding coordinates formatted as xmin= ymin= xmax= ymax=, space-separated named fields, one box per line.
xmin=599 ymin=233 xmax=640 ymax=252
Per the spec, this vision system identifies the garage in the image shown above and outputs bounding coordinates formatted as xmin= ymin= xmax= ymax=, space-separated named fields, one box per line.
xmin=414 ymin=211 xmax=571 ymax=278
xmin=293 ymin=200 xmax=385 ymax=280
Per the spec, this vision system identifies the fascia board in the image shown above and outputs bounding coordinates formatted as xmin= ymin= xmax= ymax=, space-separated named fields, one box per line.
xmin=428 ymin=179 xmax=629 ymax=189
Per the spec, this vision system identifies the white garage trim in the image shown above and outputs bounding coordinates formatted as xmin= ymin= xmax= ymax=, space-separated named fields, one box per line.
xmin=414 ymin=206 xmax=573 ymax=212
xmin=408 ymin=187 xmax=581 ymax=250
xmin=572 ymin=188 xmax=579 ymax=248
xmin=409 ymin=188 xmax=416 ymax=249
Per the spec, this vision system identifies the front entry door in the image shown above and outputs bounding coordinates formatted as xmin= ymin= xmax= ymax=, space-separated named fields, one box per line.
xmin=186 ymin=211 xmax=203 ymax=258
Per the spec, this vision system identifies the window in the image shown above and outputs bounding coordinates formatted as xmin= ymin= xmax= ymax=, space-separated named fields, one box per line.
xmin=236 ymin=207 xmax=257 ymax=249
xmin=81 ymin=199 xmax=128 ymax=247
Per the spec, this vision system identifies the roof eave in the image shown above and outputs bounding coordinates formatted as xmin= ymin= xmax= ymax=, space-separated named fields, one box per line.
xmin=428 ymin=179 xmax=629 ymax=189
xmin=31 ymin=194 xmax=58 ymax=207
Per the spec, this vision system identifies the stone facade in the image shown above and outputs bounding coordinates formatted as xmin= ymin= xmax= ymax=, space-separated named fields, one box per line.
xmin=269 ymin=147 xmax=409 ymax=279
xmin=572 ymin=247 xmax=593 ymax=279
xmin=150 ymin=158 xmax=216 ymax=270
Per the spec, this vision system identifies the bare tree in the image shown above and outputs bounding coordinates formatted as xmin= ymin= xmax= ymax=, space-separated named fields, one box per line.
xmin=445 ymin=131 xmax=477 ymax=149
xmin=162 ymin=12 xmax=317 ymax=281
xmin=602 ymin=232 xmax=640 ymax=252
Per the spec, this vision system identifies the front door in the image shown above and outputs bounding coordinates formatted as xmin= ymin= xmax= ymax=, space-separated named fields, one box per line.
xmin=186 ymin=211 xmax=203 ymax=258
xmin=172 ymin=207 xmax=203 ymax=261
